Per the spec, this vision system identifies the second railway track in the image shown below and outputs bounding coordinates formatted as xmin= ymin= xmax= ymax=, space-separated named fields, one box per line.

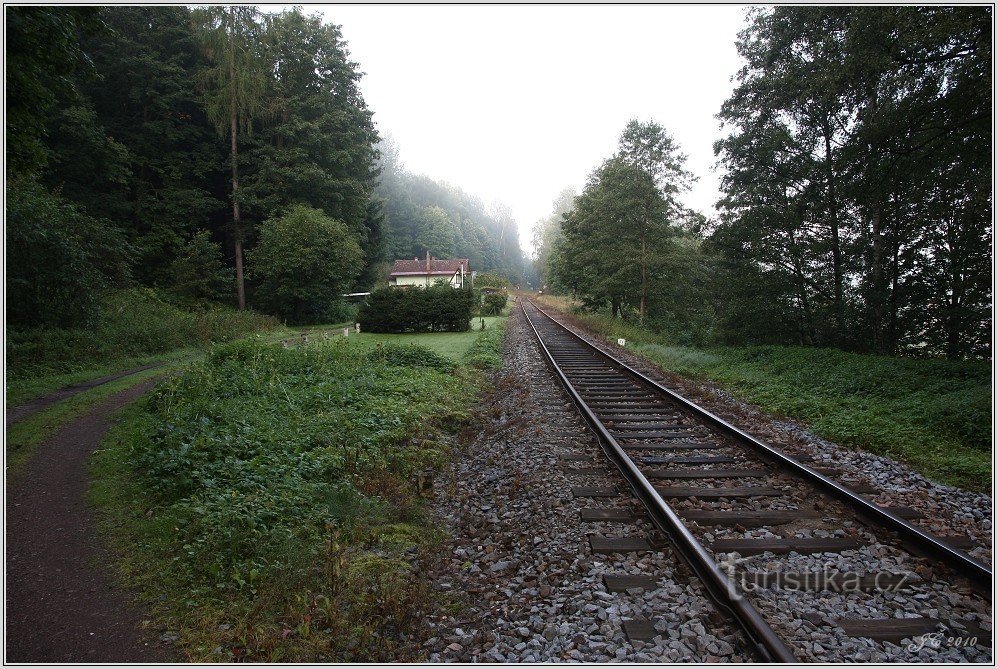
xmin=521 ymin=298 xmax=993 ymax=662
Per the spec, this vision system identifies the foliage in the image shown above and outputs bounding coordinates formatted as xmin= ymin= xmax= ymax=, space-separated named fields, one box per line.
xmin=358 ymin=286 xmax=474 ymax=333
xmin=7 ymin=289 xmax=278 ymax=378
xmin=713 ymin=6 xmax=991 ymax=358
xmin=481 ymin=290 xmax=509 ymax=316
xmin=530 ymin=188 xmax=575 ymax=291
xmin=5 ymin=6 xmax=104 ymax=176
xmin=250 ymin=205 xmax=364 ymax=324
xmin=6 ymin=178 xmax=132 ymax=328
xmin=81 ymin=6 xmax=226 ymax=284
xmin=8 ymin=5 xmax=382 ymax=323
xmin=100 ymin=335 xmax=478 ymax=660
xmin=162 ymin=230 xmax=233 ymax=303
xmin=241 ymin=8 xmax=383 ymax=290
xmin=366 ymin=343 xmax=455 ymax=372
xmin=549 ymin=119 xmax=700 ymax=326
xmin=474 ymin=271 xmax=510 ymax=290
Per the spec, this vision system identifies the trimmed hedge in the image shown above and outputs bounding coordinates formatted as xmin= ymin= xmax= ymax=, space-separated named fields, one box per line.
xmin=359 ymin=285 xmax=474 ymax=333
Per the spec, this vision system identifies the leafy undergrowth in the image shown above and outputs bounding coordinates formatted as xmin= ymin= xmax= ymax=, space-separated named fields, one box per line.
xmin=533 ymin=294 xmax=991 ymax=492
xmin=90 ymin=322 xmax=505 ymax=662
xmin=7 ymin=288 xmax=279 ymax=382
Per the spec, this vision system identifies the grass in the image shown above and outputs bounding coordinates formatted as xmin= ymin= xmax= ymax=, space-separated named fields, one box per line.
xmin=349 ymin=316 xmax=506 ymax=361
xmin=6 ymin=348 xmax=198 ymax=408
xmin=7 ymin=288 xmax=279 ymax=381
xmin=88 ymin=320 xmax=507 ymax=662
xmin=6 ymin=364 xmax=176 ymax=481
xmin=534 ymin=294 xmax=991 ymax=492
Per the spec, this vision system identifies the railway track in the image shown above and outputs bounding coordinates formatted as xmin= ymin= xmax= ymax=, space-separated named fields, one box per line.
xmin=521 ymin=299 xmax=992 ymax=662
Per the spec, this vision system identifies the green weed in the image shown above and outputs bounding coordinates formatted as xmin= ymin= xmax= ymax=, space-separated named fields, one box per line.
xmin=90 ymin=329 xmax=505 ymax=661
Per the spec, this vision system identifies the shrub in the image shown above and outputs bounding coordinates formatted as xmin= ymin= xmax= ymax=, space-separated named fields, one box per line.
xmin=366 ymin=343 xmax=455 ymax=372
xmin=250 ymin=205 xmax=364 ymax=324
xmin=358 ymin=285 xmax=473 ymax=333
xmin=481 ymin=290 xmax=509 ymax=316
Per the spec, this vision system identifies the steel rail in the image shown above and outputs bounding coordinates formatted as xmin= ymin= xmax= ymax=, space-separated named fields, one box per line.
xmin=526 ymin=299 xmax=993 ymax=592
xmin=521 ymin=300 xmax=798 ymax=663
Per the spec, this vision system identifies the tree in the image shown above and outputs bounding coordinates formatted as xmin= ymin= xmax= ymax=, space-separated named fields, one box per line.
xmin=556 ymin=158 xmax=670 ymax=320
xmin=249 ymin=205 xmax=364 ymax=324
xmin=5 ymin=6 xmax=104 ymax=177
xmin=413 ymin=206 xmax=458 ymax=258
xmin=80 ymin=6 xmax=227 ymax=284
xmin=714 ymin=6 xmax=991 ymax=357
xmin=192 ymin=6 xmax=268 ymax=310
xmin=530 ymin=187 xmax=575 ymax=290
xmin=614 ymin=120 xmax=693 ymax=323
xmin=7 ymin=178 xmax=131 ymax=328
xmin=162 ymin=230 xmax=233 ymax=303
xmin=241 ymin=8 xmax=383 ymax=290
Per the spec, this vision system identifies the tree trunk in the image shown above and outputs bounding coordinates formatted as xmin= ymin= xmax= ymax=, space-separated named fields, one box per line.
xmin=869 ymin=205 xmax=886 ymax=354
xmin=639 ymin=221 xmax=647 ymax=326
xmin=887 ymin=234 xmax=900 ymax=355
xmin=822 ymin=117 xmax=844 ymax=341
xmin=945 ymin=235 xmax=964 ymax=360
xmin=229 ymin=34 xmax=246 ymax=311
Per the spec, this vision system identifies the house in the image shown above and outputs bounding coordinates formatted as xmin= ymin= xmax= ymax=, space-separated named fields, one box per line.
xmin=388 ymin=252 xmax=473 ymax=288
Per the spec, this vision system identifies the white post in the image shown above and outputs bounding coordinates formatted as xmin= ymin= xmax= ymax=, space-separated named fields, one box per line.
xmin=343 ymin=327 xmax=349 ymax=338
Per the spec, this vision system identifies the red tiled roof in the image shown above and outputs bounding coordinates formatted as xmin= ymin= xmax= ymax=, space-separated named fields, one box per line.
xmin=389 ymin=258 xmax=470 ymax=276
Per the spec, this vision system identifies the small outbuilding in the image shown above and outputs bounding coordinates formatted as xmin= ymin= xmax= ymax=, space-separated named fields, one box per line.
xmin=388 ymin=252 xmax=472 ymax=289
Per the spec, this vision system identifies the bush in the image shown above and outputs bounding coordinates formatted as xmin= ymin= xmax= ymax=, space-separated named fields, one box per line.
xmin=366 ymin=343 xmax=455 ymax=372
xmin=358 ymin=285 xmax=473 ymax=333
xmin=481 ymin=290 xmax=509 ymax=316
xmin=250 ymin=205 xmax=364 ymax=324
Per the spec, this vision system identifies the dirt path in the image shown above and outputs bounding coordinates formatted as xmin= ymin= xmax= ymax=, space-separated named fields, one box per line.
xmin=6 ymin=363 xmax=163 ymax=427
xmin=5 ymin=380 xmax=173 ymax=663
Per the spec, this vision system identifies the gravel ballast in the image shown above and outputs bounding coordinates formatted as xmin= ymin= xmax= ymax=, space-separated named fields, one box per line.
xmin=420 ymin=300 xmax=993 ymax=662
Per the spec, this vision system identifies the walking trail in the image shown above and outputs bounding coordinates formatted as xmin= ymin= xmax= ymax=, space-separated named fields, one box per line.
xmin=6 ymin=380 xmax=173 ymax=662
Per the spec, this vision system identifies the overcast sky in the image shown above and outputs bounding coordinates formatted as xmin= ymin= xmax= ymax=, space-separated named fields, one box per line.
xmin=295 ymin=5 xmax=749 ymax=255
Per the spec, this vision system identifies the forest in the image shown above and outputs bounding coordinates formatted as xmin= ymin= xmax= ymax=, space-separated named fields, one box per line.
xmin=534 ymin=6 xmax=991 ymax=360
xmin=7 ymin=5 xmax=527 ymax=336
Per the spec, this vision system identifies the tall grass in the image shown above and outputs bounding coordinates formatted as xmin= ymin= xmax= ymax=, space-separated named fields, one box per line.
xmin=7 ymin=288 xmax=279 ymax=378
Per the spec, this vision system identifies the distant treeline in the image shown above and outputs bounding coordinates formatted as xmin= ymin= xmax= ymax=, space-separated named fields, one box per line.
xmin=376 ymin=141 xmax=527 ymax=287
xmin=534 ymin=6 xmax=991 ymax=359
xmin=7 ymin=6 xmax=526 ymax=329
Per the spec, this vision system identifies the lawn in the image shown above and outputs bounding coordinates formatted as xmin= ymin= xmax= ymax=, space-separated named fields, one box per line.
xmin=349 ymin=316 xmax=506 ymax=360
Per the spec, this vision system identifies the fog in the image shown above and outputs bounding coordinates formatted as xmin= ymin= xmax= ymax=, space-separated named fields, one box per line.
xmin=302 ymin=5 xmax=749 ymax=255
